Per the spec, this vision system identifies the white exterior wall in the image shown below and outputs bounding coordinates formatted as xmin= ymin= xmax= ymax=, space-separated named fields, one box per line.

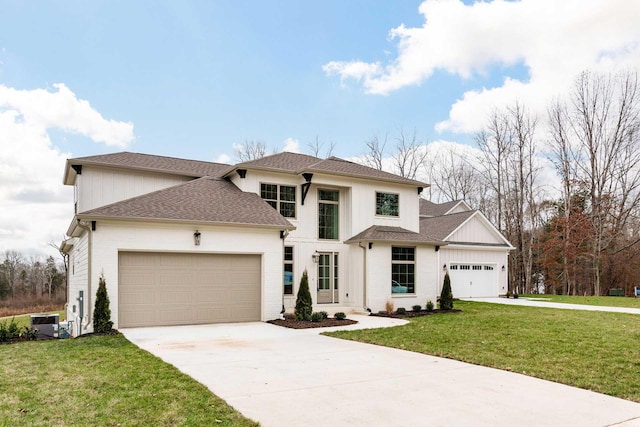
xmin=449 ymin=216 xmax=504 ymax=244
xmin=439 ymin=246 xmax=509 ymax=295
xmin=67 ymin=233 xmax=89 ymax=337
xmin=77 ymin=166 xmax=191 ymax=212
xmin=366 ymin=244 xmax=439 ymax=313
xmin=79 ymin=221 xmax=283 ymax=332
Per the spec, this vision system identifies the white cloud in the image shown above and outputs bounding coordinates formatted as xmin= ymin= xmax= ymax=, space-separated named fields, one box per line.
xmin=0 ymin=84 xmax=135 ymax=257
xmin=213 ymin=153 xmax=231 ymax=164
xmin=325 ymin=0 xmax=640 ymax=133
xmin=283 ymin=137 xmax=300 ymax=153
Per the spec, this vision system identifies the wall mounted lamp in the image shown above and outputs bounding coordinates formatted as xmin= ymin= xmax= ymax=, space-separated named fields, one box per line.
xmin=501 ymin=265 xmax=505 ymax=271
xmin=194 ymin=230 xmax=201 ymax=246
xmin=312 ymin=251 xmax=320 ymax=263
xmin=443 ymin=264 xmax=447 ymax=271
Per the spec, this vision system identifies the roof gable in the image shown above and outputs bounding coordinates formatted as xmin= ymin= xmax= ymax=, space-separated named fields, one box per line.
xmin=233 ymin=152 xmax=321 ymax=173
xmin=77 ymin=177 xmax=294 ymax=229
xmin=420 ymin=210 xmax=512 ymax=247
xmin=419 ymin=199 xmax=470 ymax=217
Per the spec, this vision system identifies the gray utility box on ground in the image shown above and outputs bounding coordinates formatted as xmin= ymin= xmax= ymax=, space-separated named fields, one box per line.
xmin=30 ymin=314 xmax=59 ymax=339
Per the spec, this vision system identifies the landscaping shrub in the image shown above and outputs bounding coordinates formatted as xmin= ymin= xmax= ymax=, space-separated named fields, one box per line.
xmin=396 ymin=307 xmax=406 ymax=315
xmin=295 ymin=270 xmax=313 ymax=321
xmin=319 ymin=311 xmax=329 ymax=319
xmin=426 ymin=300 xmax=434 ymax=312
xmin=0 ymin=317 xmax=32 ymax=342
xmin=311 ymin=312 xmax=323 ymax=322
xmin=439 ymin=273 xmax=453 ymax=310
xmin=385 ymin=299 xmax=394 ymax=313
xmin=334 ymin=312 xmax=346 ymax=320
xmin=93 ymin=273 xmax=114 ymax=333
xmin=412 ymin=304 xmax=422 ymax=312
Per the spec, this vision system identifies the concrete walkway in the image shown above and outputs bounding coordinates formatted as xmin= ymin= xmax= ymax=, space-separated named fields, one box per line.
xmin=465 ymin=297 xmax=640 ymax=314
xmin=122 ymin=315 xmax=640 ymax=427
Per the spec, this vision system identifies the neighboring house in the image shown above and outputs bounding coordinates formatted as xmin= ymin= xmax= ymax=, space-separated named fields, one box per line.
xmin=61 ymin=151 xmax=510 ymax=335
xmin=420 ymin=199 xmax=514 ymax=298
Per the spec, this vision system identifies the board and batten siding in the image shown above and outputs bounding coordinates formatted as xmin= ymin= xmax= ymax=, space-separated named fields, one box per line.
xmin=67 ymin=233 xmax=89 ymax=337
xmin=76 ymin=166 xmax=191 ymax=213
xmin=88 ymin=221 xmax=283 ymax=330
xmin=448 ymin=215 xmax=504 ymax=244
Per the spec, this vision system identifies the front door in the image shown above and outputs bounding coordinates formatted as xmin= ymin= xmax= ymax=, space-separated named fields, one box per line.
xmin=317 ymin=252 xmax=339 ymax=304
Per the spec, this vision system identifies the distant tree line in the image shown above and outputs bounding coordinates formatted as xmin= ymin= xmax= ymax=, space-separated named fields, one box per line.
xmin=0 ymin=250 xmax=66 ymax=303
xmin=236 ymin=69 xmax=640 ymax=296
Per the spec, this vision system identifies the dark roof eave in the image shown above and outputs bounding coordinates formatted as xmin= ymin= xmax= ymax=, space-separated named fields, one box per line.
xmin=344 ymin=237 xmax=448 ymax=246
xmin=302 ymin=167 xmax=429 ymax=188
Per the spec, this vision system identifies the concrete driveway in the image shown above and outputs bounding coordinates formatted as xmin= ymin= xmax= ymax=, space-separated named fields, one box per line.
xmin=122 ymin=316 xmax=640 ymax=427
xmin=465 ymin=297 xmax=640 ymax=314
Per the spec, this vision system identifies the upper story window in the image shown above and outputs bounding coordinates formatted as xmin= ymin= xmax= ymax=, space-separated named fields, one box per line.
xmin=376 ymin=192 xmax=399 ymax=216
xmin=284 ymin=246 xmax=294 ymax=295
xmin=318 ymin=189 xmax=339 ymax=240
xmin=261 ymin=183 xmax=296 ymax=218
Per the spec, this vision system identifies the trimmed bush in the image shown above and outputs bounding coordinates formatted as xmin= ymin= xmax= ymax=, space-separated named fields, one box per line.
xmin=334 ymin=312 xmax=347 ymax=320
xmin=319 ymin=311 xmax=329 ymax=319
xmin=311 ymin=312 xmax=323 ymax=322
xmin=396 ymin=307 xmax=406 ymax=315
xmin=295 ymin=270 xmax=313 ymax=321
xmin=412 ymin=304 xmax=422 ymax=312
xmin=439 ymin=272 xmax=454 ymax=310
xmin=93 ymin=273 xmax=114 ymax=333
xmin=385 ymin=299 xmax=394 ymax=313
xmin=426 ymin=300 xmax=434 ymax=312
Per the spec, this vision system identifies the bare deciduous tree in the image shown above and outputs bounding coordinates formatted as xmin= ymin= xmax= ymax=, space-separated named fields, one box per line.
xmin=392 ymin=128 xmax=427 ymax=180
xmin=362 ymin=134 xmax=388 ymax=171
xmin=234 ymin=140 xmax=268 ymax=162
xmin=307 ymin=136 xmax=335 ymax=158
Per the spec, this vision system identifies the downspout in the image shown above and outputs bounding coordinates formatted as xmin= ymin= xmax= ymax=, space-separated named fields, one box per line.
xmin=77 ymin=220 xmax=93 ymax=333
xmin=358 ymin=242 xmax=370 ymax=313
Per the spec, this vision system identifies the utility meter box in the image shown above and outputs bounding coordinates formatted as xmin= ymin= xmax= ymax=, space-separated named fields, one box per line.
xmin=30 ymin=314 xmax=60 ymax=339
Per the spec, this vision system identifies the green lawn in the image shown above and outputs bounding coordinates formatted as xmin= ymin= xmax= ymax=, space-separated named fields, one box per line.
xmin=0 ymin=334 xmax=258 ymax=427
xmin=521 ymin=294 xmax=640 ymax=308
xmin=325 ymin=301 xmax=640 ymax=402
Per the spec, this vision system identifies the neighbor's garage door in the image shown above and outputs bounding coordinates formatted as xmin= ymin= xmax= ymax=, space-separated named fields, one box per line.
xmin=448 ymin=264 xmax=497 ymax=298
xmin=119 ymin=252 xmax=261 ymax=328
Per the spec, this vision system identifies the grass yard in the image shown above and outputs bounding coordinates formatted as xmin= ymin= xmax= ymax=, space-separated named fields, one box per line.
xmin=325 ymin=301 xmax=640 ymax=402
xmin=521 ymin=294 xmax=640 ymax=308
xmin=0 ymin=334 xmax=258 ymax=427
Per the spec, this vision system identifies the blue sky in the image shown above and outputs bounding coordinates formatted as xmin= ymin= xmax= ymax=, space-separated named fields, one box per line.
xmin=1 ymin=0 xmax=638 ymax=256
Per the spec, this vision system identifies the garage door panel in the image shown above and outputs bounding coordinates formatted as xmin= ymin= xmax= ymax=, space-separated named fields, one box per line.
xmin=119 ymin=252 xmax=261 ymax=328
xmin=449 ymin=263 xmax=497 ymax=298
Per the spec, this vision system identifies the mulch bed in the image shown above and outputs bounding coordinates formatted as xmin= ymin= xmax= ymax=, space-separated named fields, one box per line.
xmin=268 ymin=315 xmax=358 ymax=329
xmin=371 ymin=309 xmax=462 ymax=319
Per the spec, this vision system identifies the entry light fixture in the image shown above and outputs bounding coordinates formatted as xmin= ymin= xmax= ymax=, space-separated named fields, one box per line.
xmin=194 ymin=230 xmax=201 ymax=246
xmin=312 ymin=251 xmax=320 ymax=263
xmin=443 ymin=264 xmax=447 ymax=271
xmin=501 ymin=265 xmax=505 ymax=271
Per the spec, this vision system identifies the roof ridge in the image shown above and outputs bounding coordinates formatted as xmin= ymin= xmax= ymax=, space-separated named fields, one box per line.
xmin=73 ymin=151 xmax=230 ymax=167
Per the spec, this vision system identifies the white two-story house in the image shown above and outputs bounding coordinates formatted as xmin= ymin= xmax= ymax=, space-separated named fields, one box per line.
xmin=61 ymin=151 xmax=511 ymax=335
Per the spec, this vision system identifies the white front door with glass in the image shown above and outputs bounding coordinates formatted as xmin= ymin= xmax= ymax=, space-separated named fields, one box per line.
xmin=317 ymin=252 xmax=339 ymax=304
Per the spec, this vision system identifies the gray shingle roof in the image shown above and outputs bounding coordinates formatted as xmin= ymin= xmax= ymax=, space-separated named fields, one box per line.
xmin=234 ymin=152 xmax=322 ymax=173
xmin=229 ymin=152 xmax=428 ymax=187
xmin=419 ymin=211 xmax=476 ymax=240
xmin=67 ymin=152 xmax=231 ymax=179
xmin=419 ymin=199 xmax=465 ymax=217
xmin=78 ymin=177 xmax=295 ymax=228
xmin=307 ymin=157 xmax=428 ymax=187
xmin=345 ymin=225 xmax=446 ymax=245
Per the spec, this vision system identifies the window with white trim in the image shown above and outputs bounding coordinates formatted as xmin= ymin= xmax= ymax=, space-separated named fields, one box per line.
xmin=283 ymin=246 xmax=293 ymax=295
xmin=261 ymin=183 xmax=296 ymax=218
xmin=376 ymin=192 xmax=399 ymax=216
xmin=391 ymin=247 xmax=415 ymax=294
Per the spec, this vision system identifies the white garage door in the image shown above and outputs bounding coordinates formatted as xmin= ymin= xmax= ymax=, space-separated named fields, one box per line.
xmin=448 ymin=264 xmax=497 ymax=298
xmin=118 ymin=252 xmax=261 ymax=328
